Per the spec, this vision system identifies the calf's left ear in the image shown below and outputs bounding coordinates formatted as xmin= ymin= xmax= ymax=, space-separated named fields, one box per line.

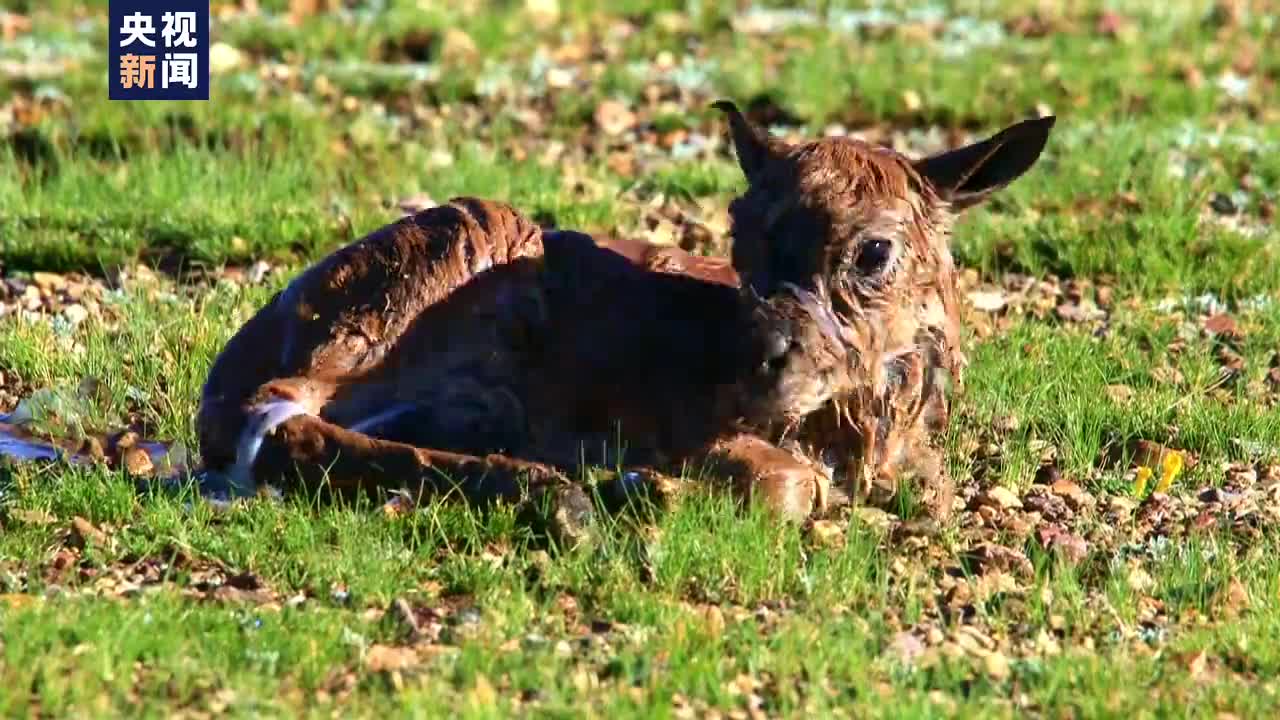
xmin=913 ymin=115 xmax=1056 ymax=210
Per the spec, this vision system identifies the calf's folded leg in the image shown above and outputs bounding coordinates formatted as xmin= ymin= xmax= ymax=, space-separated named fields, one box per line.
xmin=245 ymin=411 xmax=571 ymax=506
xmin=694 ymin=433 xmax=829 ymax=522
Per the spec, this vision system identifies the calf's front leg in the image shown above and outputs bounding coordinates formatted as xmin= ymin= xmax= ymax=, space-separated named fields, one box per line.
xmin=694 ymin=433 xmax=830 ymax=522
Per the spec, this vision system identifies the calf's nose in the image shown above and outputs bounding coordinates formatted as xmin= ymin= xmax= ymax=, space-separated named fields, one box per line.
xmin=764 ymin=329 xmax=792 ymax=364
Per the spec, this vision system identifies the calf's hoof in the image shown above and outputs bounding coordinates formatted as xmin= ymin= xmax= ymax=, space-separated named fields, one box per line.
xmin=594 ymin=468 xmax=686 ymax=515
xmin=860 ymin=446 xmax=956 ymax=522
xmin=738 ymin=463 xmax=828 ymax=523
xmin=519 ymin=482 xmax=598 ymax=552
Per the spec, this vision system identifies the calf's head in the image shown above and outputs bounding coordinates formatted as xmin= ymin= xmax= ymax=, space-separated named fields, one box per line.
xmin=714 ymin=100 xmax=1055 ymax=373
xmin=714 ymin=102 xmax=1055 ymax=510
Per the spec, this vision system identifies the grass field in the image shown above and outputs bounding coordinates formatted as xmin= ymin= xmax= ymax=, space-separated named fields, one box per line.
xmin=4 ymin=0 xmax=1280 ymax=716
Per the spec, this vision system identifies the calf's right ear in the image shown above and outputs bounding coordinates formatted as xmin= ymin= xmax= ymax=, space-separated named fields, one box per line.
xmin=712 ymin=99 xmax=785 ymax=183
xmin=913 ymin=115 xmax=1056 ymax=210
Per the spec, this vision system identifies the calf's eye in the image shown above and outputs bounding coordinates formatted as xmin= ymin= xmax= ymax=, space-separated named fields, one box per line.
xmin=853 ymin=238 xmax=893 ymax=276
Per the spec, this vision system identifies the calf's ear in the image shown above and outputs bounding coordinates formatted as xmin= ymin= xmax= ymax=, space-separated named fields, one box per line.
xmin=712 ymin=99 xmax=786 ymax=183
xmin=913 ymin=115 xmax=1056 ymax=210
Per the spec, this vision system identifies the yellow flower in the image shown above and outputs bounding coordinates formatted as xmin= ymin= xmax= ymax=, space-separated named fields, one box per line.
xmin=1134 ymin=466 xmax=1153 ymax=498
xmin=1154 ymin=452 xmax=1184 ymax=494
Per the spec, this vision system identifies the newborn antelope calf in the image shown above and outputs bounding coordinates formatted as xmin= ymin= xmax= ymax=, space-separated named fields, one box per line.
xmin=196 ymin=100 xmax=1055 ymax=523
xmin=197 ymin=198 xmax=852 ymax=522
xmin=711 ymin=102 xmax=1055 ymax=517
